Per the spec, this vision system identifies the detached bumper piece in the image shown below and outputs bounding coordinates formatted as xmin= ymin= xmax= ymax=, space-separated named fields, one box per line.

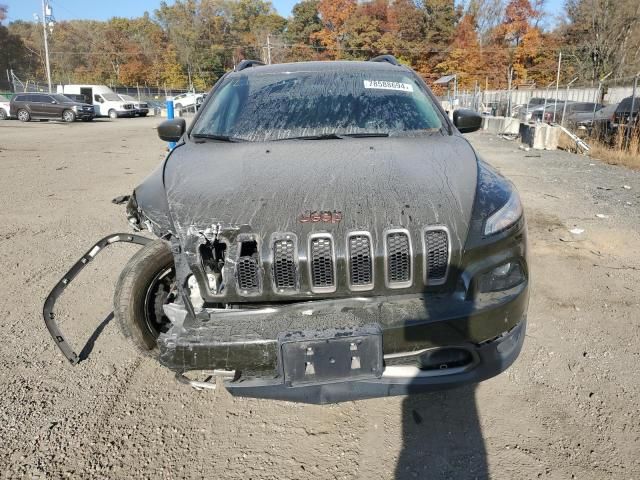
xmin=43 ymin=233 xmax=151 ymax=365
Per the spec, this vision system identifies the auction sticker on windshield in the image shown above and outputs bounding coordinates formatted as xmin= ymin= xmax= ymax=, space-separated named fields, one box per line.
xmin=364 ymin=80 xmax=414 ymax=92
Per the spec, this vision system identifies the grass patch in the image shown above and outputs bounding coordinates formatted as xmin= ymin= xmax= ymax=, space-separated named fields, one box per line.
xmin=588 ymin=127 xmax=640 ymax=170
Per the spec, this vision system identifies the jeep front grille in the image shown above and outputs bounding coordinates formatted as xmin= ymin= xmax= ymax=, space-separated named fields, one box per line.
xmin=273 ymin=238 xmax=297 ymax=291
xmin=347 ymin=233 xmax=373 ymax=290
xmin=309 ymin=235 xmax=335 ymax=292
xmin=385 ymin=230 xmax=412 ymax=288
xmin=424 ymin=228 xmax=449 ymax=285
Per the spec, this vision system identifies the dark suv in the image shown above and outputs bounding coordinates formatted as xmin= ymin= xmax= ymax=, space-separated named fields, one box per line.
xmin=45 ymin=57 xmax=528 ymax=404
xmin=10 ymin=93 xmax=95 ymax=122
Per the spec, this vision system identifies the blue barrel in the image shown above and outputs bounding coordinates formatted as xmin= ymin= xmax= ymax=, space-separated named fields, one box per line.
xmin=166 ymin=98 xmax=176 ymax=150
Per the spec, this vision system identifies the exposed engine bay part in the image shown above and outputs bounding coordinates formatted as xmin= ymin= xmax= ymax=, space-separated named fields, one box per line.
xmin=43 ymin=234 xmax=152 ymax=365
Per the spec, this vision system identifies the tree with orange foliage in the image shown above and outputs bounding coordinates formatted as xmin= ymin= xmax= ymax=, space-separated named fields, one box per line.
xmin=435 ymin=12 xmax=482 ymax=89
xmin=312 ymin=0 xmax=356 ymax=58
xmin=490 ymin=0 xmax=545 ymax=86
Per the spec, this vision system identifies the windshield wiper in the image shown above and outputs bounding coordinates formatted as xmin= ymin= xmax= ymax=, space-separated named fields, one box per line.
xmin=277 ymin=133 xmax=346 ymax=141
xmin=341 ymin=132 xmax=389 ymax=138
xmin=191 ymin=133 xmax=245 ymax=143
xmin=277 ymin=132 xmax=392 ymax=141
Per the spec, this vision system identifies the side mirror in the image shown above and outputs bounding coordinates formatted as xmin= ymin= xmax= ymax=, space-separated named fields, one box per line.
xmin=157 ymin=118 xmax=186 ymax=142
xmin=453 ymin=109 xmax=483 ymax=134
xmin=51 ymin=100 xmax=57 ymax=104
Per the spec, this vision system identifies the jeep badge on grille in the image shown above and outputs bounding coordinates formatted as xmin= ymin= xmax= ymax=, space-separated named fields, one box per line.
xmin=298 ymin=210 xmax=343 ymax=224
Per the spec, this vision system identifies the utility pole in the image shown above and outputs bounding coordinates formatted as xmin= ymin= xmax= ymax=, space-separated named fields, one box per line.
xmin=35 ymin=0 xmax=54 ymax=93
xmin=552 ymin=51 xmax=562 ymax=123
xmin=561 ymin=77 xmax=578 ymax=128
xmin=625 ymin=73 xmax=639 ymax=148
xmin=266 ymin=34 xmax=272 ymax=65
xmin=591 ymin=71 xmax=612 ymax=127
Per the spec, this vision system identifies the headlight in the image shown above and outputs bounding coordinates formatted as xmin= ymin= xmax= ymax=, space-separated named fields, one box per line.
xmin=477 ymin=261 xmax=525 ymax=293
xmin=72 ymin=105 xmax=79 ymax=111
xmin=484 ymin=191 xmax=523 ymax=236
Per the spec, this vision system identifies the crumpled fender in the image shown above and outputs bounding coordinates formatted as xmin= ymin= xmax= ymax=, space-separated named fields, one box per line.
xmin=127 ymin=161 xmax=175 ymax=237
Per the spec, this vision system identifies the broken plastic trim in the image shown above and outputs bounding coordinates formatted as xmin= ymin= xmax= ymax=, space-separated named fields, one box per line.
xmin=43 ymin=233 xmax=152 ymax=365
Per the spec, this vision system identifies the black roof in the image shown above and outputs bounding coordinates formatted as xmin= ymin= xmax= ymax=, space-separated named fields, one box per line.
xmin=616 ymin=96 xmax=640 ymax=112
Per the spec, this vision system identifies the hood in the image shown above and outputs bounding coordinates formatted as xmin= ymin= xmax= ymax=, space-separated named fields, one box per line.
xmin=163 ymin=134 xmax=478 ymax=255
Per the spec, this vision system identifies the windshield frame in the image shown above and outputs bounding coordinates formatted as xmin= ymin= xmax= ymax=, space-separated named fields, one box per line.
xmin=189 ymin=65 xmax=452 ymax=142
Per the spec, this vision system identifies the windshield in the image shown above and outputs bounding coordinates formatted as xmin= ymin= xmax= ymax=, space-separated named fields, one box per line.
xmin=192 ymin=68 xmax=444 ymax=142
xmin=120 ymin=94 xmax=136 ymax=101
xmin=103 ymin=93 xmax=121 ymax=101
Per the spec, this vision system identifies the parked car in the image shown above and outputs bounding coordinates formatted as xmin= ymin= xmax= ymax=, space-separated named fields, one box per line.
xmin=118 ymin=94 xmax=150 ymax=117
xmin=45 ymin=57 xmax=528 ymax=404
xmin=0 ymin=94 xmax=10 ymax=120
xmin=10 ymin=93 xmax=95 ymax=122
xmin=530 ymin=101 xmax=568 ymax=122
xmin=145 ymin=100 xmax=164 ymax=116
xmin=564 ymin=102 xmax=605 ymax=128
xmin=171 ymin=92 xmax=205 ymax=110
xmin=613 ymin=96 xmax=640 ymax=125
xmin=57 ymin=84 xmax=135 ymax=118
xmin=518 ymin=97 xmax=548 ymax=122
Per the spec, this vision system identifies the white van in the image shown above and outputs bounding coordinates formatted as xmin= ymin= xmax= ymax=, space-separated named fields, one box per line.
xmin=56 ymin=84 xmax=136 ymax=119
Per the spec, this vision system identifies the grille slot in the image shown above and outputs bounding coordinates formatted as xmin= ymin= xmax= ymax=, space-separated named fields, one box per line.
xmin=273 ymin=238 xmax=297 ymax=291
xmin=236 ymin=240 xmax=260 ymax=293
xmin=385 ymin=230 xmax=412 ymax=288
xmin=309 ymin=235 xmax=336 ymax=292
xmin=348 ymin=233 xmax=373 ymax=289
xmin=424 ymin=228 xmax=449 ymax=284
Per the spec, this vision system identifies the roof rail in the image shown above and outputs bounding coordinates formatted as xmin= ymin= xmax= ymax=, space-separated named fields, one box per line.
xmin=369 ymin=55 xmax=400 ymax=66
xmin=235 ymin=59 xmax=265 ymax=72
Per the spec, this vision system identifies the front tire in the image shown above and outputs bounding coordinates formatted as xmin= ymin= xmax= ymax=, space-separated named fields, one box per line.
xmin=17 ymin=109 xmax=30 ymax=122
xmin=108 ymin=109 xmax=118 ymax=119
xmin=114 ymin=240 xmax=176 ymax=354
xmin=62 ymin=110 xmax=76 ymax=122
xmin=0 ymin=108 xmax=7 ymax=120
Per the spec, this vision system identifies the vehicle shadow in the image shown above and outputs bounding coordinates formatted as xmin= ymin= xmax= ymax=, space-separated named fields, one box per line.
xmin=78 ymin=311 xmax=114 ymax=362
xmin=395 ymin=265 xmax=488 ymax=479
xmin=395 ymin=387 xmax=486 ymax=479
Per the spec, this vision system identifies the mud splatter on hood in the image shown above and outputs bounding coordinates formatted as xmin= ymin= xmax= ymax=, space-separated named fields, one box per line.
xmin=163 ymin=134 xmax=478 ymax=253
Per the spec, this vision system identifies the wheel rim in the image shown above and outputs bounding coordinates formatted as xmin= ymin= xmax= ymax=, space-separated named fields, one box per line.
xmin=109 ymin=110 xmax=116 ymax=118
xmin=143 ymin=267 xmax=176 ymax=337
xmin=18 ymin=110 xmax=28 ymax=121
xmin=0 ymin=110 xmax=6 ymax=120
xmin=64 ymin=111 xmax=74 ymax=122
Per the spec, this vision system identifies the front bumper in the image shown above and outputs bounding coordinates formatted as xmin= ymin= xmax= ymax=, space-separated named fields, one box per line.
xmin=224 ymin=319 xmax=525 ymax=403
xmin=158 ymin=282 xmax=528 ymax=403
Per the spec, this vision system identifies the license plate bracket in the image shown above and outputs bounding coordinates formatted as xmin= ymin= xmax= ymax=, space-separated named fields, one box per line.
xmin=279 ymin=324 xmax=383 ymax=386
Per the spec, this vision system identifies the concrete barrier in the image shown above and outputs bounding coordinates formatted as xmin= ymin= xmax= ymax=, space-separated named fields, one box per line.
xmin=481 ymin=116 xmax=520 ymax=135
xmin=520 ymin=123 xmax=562 ymax=150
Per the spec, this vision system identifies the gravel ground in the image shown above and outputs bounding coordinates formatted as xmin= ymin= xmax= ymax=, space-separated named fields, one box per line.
xmin=0 ymin=117 xmax=639 ymax=480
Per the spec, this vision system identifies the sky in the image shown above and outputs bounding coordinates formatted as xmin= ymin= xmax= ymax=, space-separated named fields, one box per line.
xmin=4 ymin=0 xmax=566 ymax=24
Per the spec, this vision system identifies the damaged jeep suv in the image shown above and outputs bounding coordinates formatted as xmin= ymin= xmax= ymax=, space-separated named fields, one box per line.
xmin=45 ymin=57 xmax=528 ymax=404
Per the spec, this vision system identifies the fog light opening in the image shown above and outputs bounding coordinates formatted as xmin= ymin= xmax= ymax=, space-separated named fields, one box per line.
xmin=419 ymin=348 xmax=474 ymax=371
xmin=477 ymin=261 xmax=525 ymax=293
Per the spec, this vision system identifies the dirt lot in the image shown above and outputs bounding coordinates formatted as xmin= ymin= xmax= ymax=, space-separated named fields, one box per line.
xmin=0 ymin=117 xmax=639 ymax=479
